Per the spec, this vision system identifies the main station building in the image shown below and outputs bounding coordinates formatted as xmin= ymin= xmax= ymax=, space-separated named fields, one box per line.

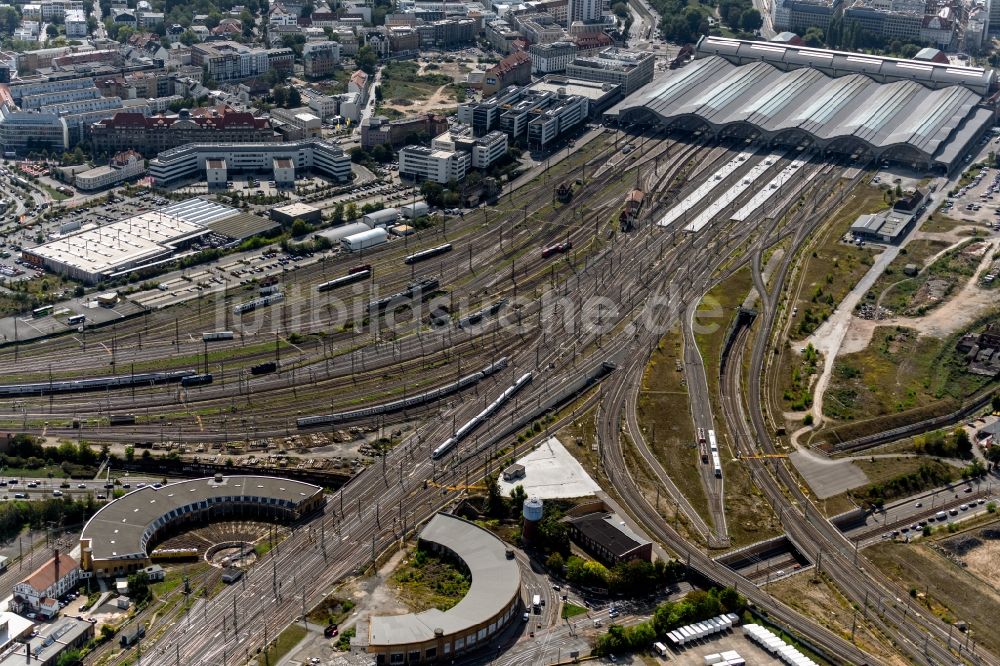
xmin=610 ymin=36 xmax=996 ymax=174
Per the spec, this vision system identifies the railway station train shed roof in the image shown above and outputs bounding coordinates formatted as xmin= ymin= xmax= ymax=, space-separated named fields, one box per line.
xmin=368 ymin=513 xmax=521 ymax=647
xmin=79 ymin=476 xmax=322 ymax=568
xmin=608 ymin=50 xmax=993 ymax=173
xmin=694 ymin=36 xmax=995 ymax=95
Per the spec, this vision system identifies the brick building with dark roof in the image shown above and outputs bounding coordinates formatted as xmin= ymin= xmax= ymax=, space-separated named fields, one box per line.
xmin=483 ymin=50 xmax=531 ymax=96
xmin=567 ymin=512 xmax=653 ymax=566
xmin=89 ymin=105 xmax=277 ymax=155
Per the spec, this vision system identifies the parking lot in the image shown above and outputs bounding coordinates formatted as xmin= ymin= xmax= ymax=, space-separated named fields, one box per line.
xmin=942 ymin=158 xmax=1000 ymax=228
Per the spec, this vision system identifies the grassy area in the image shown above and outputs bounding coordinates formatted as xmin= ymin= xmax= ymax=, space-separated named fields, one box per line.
xmin=335 ymin=627 xmax=356 ymax=651
xmin=853 ymin=456 xmax=956 ymax=486
xmin=692 ymin=269 xmax=782 ymax=546
xmin=39 ymin=183 xmax=69 ymax=201
xmin=867 ymin=540 xmax=1000 ymax=656
xmin=859 ymin=239 xmax=951 ymax=311
xmin=636 ymin=326 xmax=711 ymax=526
xmin=391 ymin=546 xmax=470 ymax=612
xmin=257 ymin=624 xmax=307 ymax=665
xmin=921 ymin=213 xmax=968 ymax=234
xmin=877 ymin=239 xmax=985 ymax=316
xmin=151 ymin=563 xmax=208 ymax=599
xmin=306 ymin=596 xmax=355 ymax=626
xmin=380 ymin=61 xmax=452 ymax=102
xmin=848 ymin=458 xmax=959 ymax=507
xmin=769 ymin=574 xmax=908 ymax=666
xmin=789 ymin=186 xmax=883 ymax=339
xmin=562 ymin=603 xmax=587 ymax=619
xmin=693 ymin=267 xmax=754 ymax=402
xmin=821 ymin=325 xmax=992 ymax=424
xmin=779 ymin=342 xmax=821 ymax=413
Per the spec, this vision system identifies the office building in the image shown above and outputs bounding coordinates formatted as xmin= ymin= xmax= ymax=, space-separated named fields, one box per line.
xmin=483 ymin=50 xmax=531 ymax=96
xmin=191 ymin=41 xmax=270 ymax=83
xmin=398 ymin=145 xmax=470 ymax=183
xmin=564 ymin=47 xmax=654 ymax=95
xmin=431 ymin=125 xmax=509 ymax=168
xmin=361 ymin=113 xmax=449 ymax=149
xmin=771 ymin=0 xmax=841 ymax=32
xmin=529 ymin=41 xmax=578 ymax=73
xmin=303 ymin=41 xmax=341 ymax=78
xmin=568 ymin=0 xmax=601 ymax=24
xmin=89 ymin=106 xmax=276 ymax=155
xmin=148 ymin=139 xmax=352 ymax=187
xmin=843 ymin=0 xmax=924 ymax=41
xmin=74 ymin=150 xmax=146 ymax=191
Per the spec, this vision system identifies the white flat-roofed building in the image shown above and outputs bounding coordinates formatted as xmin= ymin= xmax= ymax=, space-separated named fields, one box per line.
xmin=75 ymin=149 xmax=145 ymax=191
xmin=564 ymin=47 xmax=654 ymax=94
xmin=148 ymin=139 xmax=351 ymax=186
xmin=22 ymin=208 xmax=212 ymax=283
xmin=273 ymin=157 xmax=295 ymax=185
xmin=529 ymin=41 xmax=578 ymax=73
xmin=398 ymin=145 xmax=470 ymax=184
xmin=65 ymin=8 xmax=87 ymax=36
xmin=205 ymin=158 xmax=227 ymax=186
xmin=470 ymin=131 xmax=508 ymax=168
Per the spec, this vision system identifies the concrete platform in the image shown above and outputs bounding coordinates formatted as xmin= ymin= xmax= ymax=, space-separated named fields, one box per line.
xmin=497 ymin=436 xmax=600 ymax=499
xmin=789 ymin=449 xmax=868 ymax=499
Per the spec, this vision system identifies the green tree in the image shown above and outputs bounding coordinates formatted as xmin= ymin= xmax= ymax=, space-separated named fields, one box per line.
xmin=356 ymin=45 xmax=377 ymax=75
xmin=344 ymin=202 xmax=358 ymax=221
xmin=124 ymin=445 xmax=135 ymax=462
xmin=127 ymin=570 xmax=152 ymax=605
xmin=612 ymin=1 xmax=629 ymax=16
xmin=509 ymin=484 xmax=527 ymax=517
xmin=953 ymin=428 xmax=973 ymax=459
xmin=545 ymin=551 xmax=564 ymax=571
xmin=331 ymin=202 xmax=344 ymax=224
xmin=374 ymin=84 xmax=383 ymax=102
xmin=484 ymin=474 xmax=504 ymax=517
xmin=287 ymin=86 xmax=302 ymax=108
xmin=55 ymin=648 xmax=82 ymax=666
xmin=740 ymin=8 xmax=762 ymax=32
xmin=0 ymin=7 xmax=19 ymax=35
xmin=803 ymin=27 xmax=824 ymax=48
xmin=290 ymin=218 xmax=309 ymax=237
xmin=271 ymin=84 xmax=288 ymax=107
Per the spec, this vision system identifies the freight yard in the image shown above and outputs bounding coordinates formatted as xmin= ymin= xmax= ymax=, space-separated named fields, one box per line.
xmin=0 ymin=28 xmax=994 ymax=666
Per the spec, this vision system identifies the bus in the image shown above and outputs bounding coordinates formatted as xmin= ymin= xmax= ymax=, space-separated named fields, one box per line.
xmin=67 ymin=314 xmax=85 ymax=326
xmin=32 ymin=305 xmax=52 ymax=318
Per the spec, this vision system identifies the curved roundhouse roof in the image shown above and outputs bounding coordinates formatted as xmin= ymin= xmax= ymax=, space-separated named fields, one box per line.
xmin=79 ymin=475 xmax=322 ymax=562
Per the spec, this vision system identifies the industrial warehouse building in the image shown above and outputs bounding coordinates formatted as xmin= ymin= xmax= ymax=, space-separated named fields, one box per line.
xmin=609 ymin=36 xmax=996 ymax=174
xmin=148 ymin=138 xmax=352 ymax=186
xmin=78 ymin=475 xmax=323 ymax=577
xmin=23 ymin=199 xmax=276 ymax=283
xmin=364 ymin=513 xmax=522 ymax=663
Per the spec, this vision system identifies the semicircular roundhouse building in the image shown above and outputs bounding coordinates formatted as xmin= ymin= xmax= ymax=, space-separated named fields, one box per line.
xmin=366 ymin=513 xmax=523 ymax=664
xmin=78 ymin=475 xmax=323 ymax=577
